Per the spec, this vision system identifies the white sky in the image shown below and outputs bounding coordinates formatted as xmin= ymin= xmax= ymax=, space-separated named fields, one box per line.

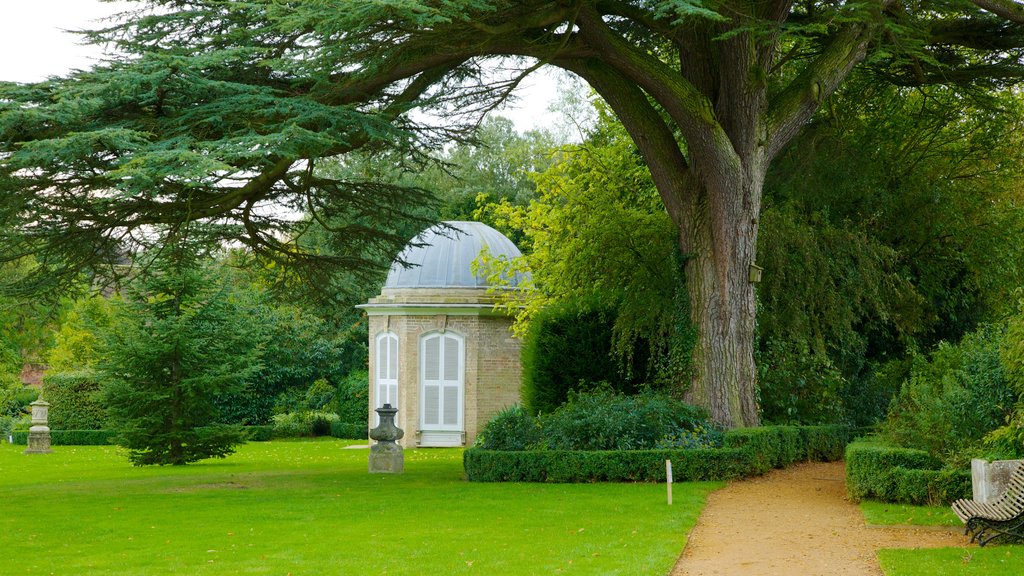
xmin=0 ymin=0 xmax=561 ymax=133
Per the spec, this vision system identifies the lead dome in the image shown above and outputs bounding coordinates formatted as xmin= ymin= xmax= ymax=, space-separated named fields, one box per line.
xmin=383 ymin=221 xmax=525 ymax=289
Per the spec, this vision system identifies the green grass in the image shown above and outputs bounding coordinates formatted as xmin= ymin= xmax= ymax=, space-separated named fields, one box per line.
xmin=860 ymin=501 xmax=961 ymax=527
xmin=878 ymin=547 xmax=1024 ymax=575
xmin=860 ymin=501 xmax=1024 ymax=575
xmin=0 ymin=439 xmax=720 ymax=575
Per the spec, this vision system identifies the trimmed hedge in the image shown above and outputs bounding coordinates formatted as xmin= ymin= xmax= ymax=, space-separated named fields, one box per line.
xmin=465 ymin=425 xmax=854 ymax=482
xmin=331 ymin=421 xmax=368 ymax=440
xmin=845 ymin=440 xmax=971 ymax=505
xmin=41 ymin=371 xmax=107 ymax=430
xmin=10 ymin=430 xmax=115 ymax=446
xmin=464 ymin=447 xmax=752 ymax=483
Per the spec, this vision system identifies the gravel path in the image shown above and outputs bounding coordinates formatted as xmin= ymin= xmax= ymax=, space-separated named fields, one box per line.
xmin=671 ymin=461 xmax=965 ymax=576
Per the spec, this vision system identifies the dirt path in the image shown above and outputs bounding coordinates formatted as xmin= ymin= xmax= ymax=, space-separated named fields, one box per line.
xmin=671 ymin=461 xmax=966 ymax=576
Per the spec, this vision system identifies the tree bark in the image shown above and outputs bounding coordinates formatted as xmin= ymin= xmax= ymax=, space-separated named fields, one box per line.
xmin=676 ymin=171 xmax=763 ymax=428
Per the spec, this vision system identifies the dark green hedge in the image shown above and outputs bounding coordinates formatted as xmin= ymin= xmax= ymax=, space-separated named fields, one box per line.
xmin=845 ymin=440 xmax=971 ymax=505
xmin=41 ymin=371 xmax=107 ymax=430
xmin=465 ymin=425 xmax=853 ymax=482
xmin=464 ymin=447 xmax=753 ymax=482
xmin=10 ymin=430 xmax=115 ymax=445
xmin=330 ymin=421 xmax=368 ymax=440
xmin=521 ymin=299 xmax=647 ymax=415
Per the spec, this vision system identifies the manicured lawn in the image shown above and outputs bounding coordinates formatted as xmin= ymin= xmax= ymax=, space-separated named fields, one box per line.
xmin=860 ymin=501 xmax=961 ymax=527
xmin=860 ymin=501 xmax=1024 ymax=575
xmin=878 ymin=547 xmax=1024 ymax=576
xmin=1 ymin=439 xmax=720 ymax=575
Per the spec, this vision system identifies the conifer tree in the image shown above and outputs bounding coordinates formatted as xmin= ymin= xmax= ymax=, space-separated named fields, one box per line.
xmin=100 ymin=239 xmax=263 ymax=465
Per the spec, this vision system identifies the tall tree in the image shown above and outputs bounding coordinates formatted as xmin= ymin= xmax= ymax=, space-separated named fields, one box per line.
xmin=99 ymin=239 xmax=263 ymax=465
xmin=3 ymin=2 xmax=1024 ymax=426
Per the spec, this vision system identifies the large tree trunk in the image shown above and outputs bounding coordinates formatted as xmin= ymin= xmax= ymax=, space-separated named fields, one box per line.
xmin=677 ymin=171 xmax=763 ymax=428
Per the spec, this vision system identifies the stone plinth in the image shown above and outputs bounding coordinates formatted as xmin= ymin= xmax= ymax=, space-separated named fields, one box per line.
xmin=24 ymin=426 xmax=52 ymax=454
xmin=971 ymin=458 xmax=1022 ymax=503
xmin=369 ymin=404 xmax=404 ymax=474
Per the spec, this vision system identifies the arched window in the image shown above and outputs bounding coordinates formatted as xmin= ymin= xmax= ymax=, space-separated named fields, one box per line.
xmin=419 ymin=331 xmax=464 ymax=437
xmin=375 ymin=332 xmax=399 ymax=417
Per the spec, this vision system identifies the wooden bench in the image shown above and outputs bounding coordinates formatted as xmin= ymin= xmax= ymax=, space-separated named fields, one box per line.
xmin=952 ymin=460 xmax=1024 ymax=546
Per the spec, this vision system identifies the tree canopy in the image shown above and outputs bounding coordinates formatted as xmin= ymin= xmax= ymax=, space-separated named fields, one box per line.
xmin=5 ymin=1 xmax=1024 ymax=425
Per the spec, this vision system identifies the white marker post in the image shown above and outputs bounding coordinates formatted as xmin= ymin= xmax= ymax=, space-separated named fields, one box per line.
xmin=666 ymin=459 xmax=673 ymax=505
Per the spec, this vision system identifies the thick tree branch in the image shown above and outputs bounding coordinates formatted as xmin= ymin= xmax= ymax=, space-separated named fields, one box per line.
xmin=561 ymin=58 xmax=691 ymax=224
xmin=973 ymin=0 xmax=1024 ymax=23
xmin=766 ymin=15 xmax=882 ymax=160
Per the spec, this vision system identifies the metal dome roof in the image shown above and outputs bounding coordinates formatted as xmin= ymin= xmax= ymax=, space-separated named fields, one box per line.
xmin=383 ymin=221 xmax=526 ymax=289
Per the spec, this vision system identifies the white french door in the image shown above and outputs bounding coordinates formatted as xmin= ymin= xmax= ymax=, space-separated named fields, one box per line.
xmin=419 ymin=331 xmax=464 ymax=443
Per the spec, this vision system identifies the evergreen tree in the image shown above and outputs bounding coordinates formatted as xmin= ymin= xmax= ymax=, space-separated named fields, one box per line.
xmin=100 ymin=241 xmax=263 ymax=466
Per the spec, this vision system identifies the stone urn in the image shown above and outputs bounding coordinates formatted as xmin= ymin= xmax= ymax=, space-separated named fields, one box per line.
xmin=369 ymin=404 xmax=404 ymax=474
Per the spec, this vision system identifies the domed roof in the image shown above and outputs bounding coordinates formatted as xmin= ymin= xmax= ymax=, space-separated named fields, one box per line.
xmin=384 ymin=221 xmax=526 ymax=289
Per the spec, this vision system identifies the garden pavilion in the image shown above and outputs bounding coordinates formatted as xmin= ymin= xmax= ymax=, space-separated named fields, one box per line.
xmin=358 ymin=221 xmax=526 ymax=447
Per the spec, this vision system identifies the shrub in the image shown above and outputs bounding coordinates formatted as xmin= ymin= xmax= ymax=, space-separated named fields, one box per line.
xmin=305 ymin=378 xmax=336 ymax=412
xmin=244 ymin=425 xmax=275 ymax=441
xmin=881 ymin=324 xmax=1015 ymax=467
xmin=0 ymin=374 xmax=26 ymax=418
xmin=539 ymin=388 xmax=715 ymax=451
xmin=330 ymin=421 xmax=368 ymax=440
xmin=271 ymin=411 xmax=340 ymax=437
xmin=845 ymin=440 xmax=970 ymax=505
xmin=41 ymin=371 xmax=107 ymax=430
xmin=311 ymin=415 xmax=333 ymax=437
xmin=475 ymin=406 xmax=542 ymax=451
xmin=336 ymin=370 xmax=369 ymax=425
xmin=521 ymin=299 xmax=648 ymax=415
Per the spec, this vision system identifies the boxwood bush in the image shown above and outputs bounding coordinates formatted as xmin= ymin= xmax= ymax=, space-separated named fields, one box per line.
xmin=845 ymin=440 xmax=971 ymax=505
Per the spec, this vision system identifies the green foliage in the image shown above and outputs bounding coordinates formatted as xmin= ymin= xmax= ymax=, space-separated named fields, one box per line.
xmin=845 ymin=440 xmax=971 ymax=505
xmin=539 ymin=389 xmax=715 ymax=451
xmin=304 ymin=378 xmax=336 ymax=412
xmin=474 ymin=406 xmax=543 ymax=451
xmin=271 ymin=411 xmax=340 ymax=438
xmin=479 ymin=106 xmax=693 ymax=392
xmin=0 ymin=374 xmax=27 ymax=418
xmin=330 ymin=421 xmax=368 ymax=440
xmin=99 ymin=245 xmax=262 ymax=465
xmin=40 ymin=371 xmax=107 ymax=430
xmin=521 ymin=298 xmax=648 ymax=415
xmin=335 ymin=370 xmax=369 ymax=425
xmin=46 ymin=296 xmax=115 ymax=373
xmin=881 ymin=324 xmax=1015 ymax=467
xmin=988 ymin=296 xmax=1024 ymax=456
xmin=244 ymin=425 xmax=275 ymax=442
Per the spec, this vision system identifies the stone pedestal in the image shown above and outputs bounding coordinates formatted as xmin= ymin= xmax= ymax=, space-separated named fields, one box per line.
xmin=972 ymin=458 xmax=1022 ymax=503
xmin=25 ymin=426 xmax=52 ymax=454
xmin=369 ymin=404 xmax=404 ymax=474
xmin=24 ymin=399 xmax=52 ymax=455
